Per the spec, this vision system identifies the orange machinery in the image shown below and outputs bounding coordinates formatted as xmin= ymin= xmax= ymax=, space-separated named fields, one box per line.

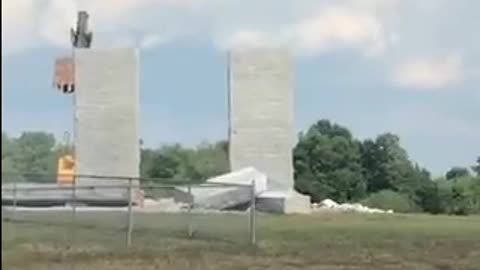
xmin=56 ymin=131 xmax=75 ymax=185
xmin=57 ymin=155 xmax=75 ymax=184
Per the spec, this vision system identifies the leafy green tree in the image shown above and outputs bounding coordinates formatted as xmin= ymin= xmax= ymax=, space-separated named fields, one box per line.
xmin=294 ymin=120 xmax=366 ymax=202
xmin=4 ymin=122 xmax=476 ymax=216
xmin=360 ymin=133 xmax=432 ymax=200
xmin=14 ymin=132 xmax=56 ymax=175
xmin=435 ymin=176 xmax=480 ymax=216
xmin=450 ymin=178 xmax=472 ymax=215
xmin=472 ymin=156 xmax=480 ymax=176
xmin=2 ymin=132 xmax=58 ymax=182
xmin=140 ymin=148 xmax=157 ymax=178
xmin=360 ymin=133 xmax=409 ymax=193
xmin=415 ymin=179 xmax=443 ymax=214
xmin=446 ymin=167 xmax=471 ymax=180
xmin=143 ymin=141 xmax=229 ymax=183
xmin=189 ymin=141 xmax=229 ymax=180
xmin=148 ymin=152 xmax=182 ymax=180
xmin=145 ymin=144 xmax=191 ymax=181
xmin=2 ymin=133 xmax=17 ymax=174
xmin=470 ymin=176 xmax=480 ymax=214
xmin=2 ymin=133 xmax=15 ymax=159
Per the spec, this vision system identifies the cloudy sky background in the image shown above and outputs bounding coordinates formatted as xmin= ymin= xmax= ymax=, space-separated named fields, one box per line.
xmin=2 ymin=0 xmax=479 ymax=175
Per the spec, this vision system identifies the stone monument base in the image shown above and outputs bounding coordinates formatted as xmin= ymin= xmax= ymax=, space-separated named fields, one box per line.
xmin=256 ymin=190 xmax=311 ymax=214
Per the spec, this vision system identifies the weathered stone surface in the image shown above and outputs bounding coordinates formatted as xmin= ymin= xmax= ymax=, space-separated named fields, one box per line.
xmin=228 ymin=48 xmax=295 ymax=192
xmin=256 ymin=191 xmax=311 ymax=214
xmin=227 ymin=48 xmax=311 ymax=214
xmin=74 ymin=48 xmax=140 ymax=197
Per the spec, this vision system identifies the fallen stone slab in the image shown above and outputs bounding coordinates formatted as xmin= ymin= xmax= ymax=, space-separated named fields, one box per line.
xmin=256 ymin=190 xmax=312 ymax=214
xmin=180 ymin=167 xmax=267 ymax=210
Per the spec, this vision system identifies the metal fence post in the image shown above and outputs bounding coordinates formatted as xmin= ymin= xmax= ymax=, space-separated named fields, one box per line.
xmin=187 ymin=184 xmax=193 ymax=238
xmin=12 ymin=181 xmax=17 ymax=220
xmin=72 ymin=176 xmax=77 ymax=216
xmin=70 ymin=175 xmax=77 ymax=247
xmin=249 ymin=180 xmax=256 ymax=246
xmin=126 ymin=178 xmax=133 ymax=248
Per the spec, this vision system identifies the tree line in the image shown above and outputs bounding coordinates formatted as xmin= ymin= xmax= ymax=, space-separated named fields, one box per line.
xmin=2 ymin=119 xmax=479 ymax=215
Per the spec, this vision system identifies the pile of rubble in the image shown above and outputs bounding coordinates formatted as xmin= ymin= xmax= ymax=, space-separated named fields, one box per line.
xmin=312 ymin=199 xmax=394 ymax=214
xmin=137 ymin=197 xmax=394 ymax=215
xmin=138 ymin=198 xmax=251 ymax=215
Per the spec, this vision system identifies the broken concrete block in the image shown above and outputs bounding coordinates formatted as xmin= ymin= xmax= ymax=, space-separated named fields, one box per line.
xmin=256 ymin=190 xmax=312 ymax=214
xmin=185 ymin=167 xmax=267 ymax=210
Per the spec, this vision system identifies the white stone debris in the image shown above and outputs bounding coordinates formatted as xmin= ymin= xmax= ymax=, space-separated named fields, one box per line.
xmin=138 ymin=198 xmax=188 ymax=213
xmin=312 ymin=199 xmax=394 ymax=214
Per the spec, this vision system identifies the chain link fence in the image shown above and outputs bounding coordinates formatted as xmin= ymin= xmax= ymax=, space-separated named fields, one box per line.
xmin=1 ymin=173 xmax=257 ymax=250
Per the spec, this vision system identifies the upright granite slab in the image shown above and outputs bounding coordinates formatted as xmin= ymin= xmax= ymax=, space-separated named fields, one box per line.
xmin=74 ymin=48 xmax=140 ymax=199
xmin=228 ymin=48 xmax=311 ymax=214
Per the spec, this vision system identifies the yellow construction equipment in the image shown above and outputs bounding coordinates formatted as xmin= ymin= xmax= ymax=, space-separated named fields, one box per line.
xmin=57 ymin=132 xmax=75 ymax=184
xmin=57 ymin=155 xmax=75 ymax=184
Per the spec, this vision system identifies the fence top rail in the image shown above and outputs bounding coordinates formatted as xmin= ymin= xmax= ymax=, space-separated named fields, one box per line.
xmin=1 ymin=182 xmax=252 ymax=192
xmin=1 ymin=172 xmax=251 ymax=187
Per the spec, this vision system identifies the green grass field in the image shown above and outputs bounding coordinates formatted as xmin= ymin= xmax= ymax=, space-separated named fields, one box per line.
xmin=2 ymin=211 xmax=480 ymax=270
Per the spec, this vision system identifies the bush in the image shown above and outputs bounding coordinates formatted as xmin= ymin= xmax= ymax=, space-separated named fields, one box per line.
xmin=436 ymin=177 xmax=480 ymax=216
xmin=470 ymin=177 xmax=480 ymax=214
xmin=415 ymin=180 xmax=444 ymax=214
xmin=361 ymin=190 xmax=417 ymax=213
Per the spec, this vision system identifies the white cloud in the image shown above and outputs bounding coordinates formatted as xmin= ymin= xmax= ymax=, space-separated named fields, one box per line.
xmin=2 ymin=0 xmax=477 ymax=91
xmin=1 ymin=0 xmax=38 ymax=53
xmin=393 ymin=53 xmax=464 ymax=90
xmin=1 ymin=0 xmax=199 ymax=54
xmin=215 ymin=2 xmax=396 ymax=56
xmin=2 ymin=0 xmax=396 ymax=55
xmin=220 ymin=30 xmax=277 ymax=50
xmin=39 ymin=0 xmax=78 ymax=48
xmin=289 ymin=6 xmax=389 ymax=56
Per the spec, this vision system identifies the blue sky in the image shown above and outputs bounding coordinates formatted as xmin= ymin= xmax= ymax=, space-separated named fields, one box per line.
xmin=2 ymin=0 xmax=479 ymax=176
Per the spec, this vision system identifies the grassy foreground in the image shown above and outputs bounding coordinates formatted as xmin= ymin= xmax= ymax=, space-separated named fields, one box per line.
xmin=2 ymin=211 xmax=480 ymax=270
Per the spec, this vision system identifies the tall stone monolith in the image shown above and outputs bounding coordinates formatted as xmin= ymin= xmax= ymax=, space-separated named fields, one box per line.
xmin=74 ymin=48 xmax=140 ymax=200
xmin=228 ymin=48 xmax=311 ymax=214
